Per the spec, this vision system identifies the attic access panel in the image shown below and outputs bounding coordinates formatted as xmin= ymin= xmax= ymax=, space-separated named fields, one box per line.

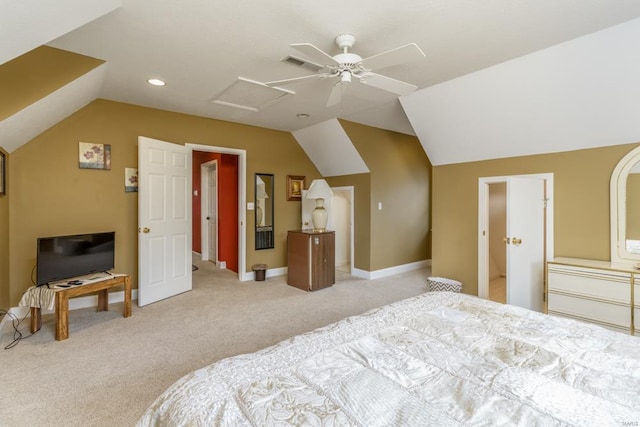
xmin=211 ymin=77 xmax=294 ymax=112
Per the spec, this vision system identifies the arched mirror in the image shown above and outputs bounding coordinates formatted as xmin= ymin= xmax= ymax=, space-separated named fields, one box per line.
xmin=610 ymin=145 xmax=640 ymax=266
xmin=255 ymin=173 xmax=274 ymax=250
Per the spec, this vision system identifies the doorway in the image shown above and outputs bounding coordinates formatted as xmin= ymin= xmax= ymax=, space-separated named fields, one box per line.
xmin=187 ymin=143 xmax=246 ymax=280
xmin=301 ymin=185 xmax=355 ymax=275
xmin=478 ymin=173 xmax=554 ymax=312
xmin=487 ymin=182 xmax=507 ymax=304
xmin=331 ymin=187 xmax=354 ymax=274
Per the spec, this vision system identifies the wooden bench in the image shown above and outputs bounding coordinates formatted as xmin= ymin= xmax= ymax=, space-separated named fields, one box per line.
xmin=30 ymin=275 xmax=131 ymax=340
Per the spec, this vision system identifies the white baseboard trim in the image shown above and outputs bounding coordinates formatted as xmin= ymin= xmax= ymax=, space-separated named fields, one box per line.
xmin=352 ymin=259 xmax=431 ymax=280
xmin=241 ymin=260 xmax=432 ymax=282
xmin=241 ymin=266 xmax=287 ymax=282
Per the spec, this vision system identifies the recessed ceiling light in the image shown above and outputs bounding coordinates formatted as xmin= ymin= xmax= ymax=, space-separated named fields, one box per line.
xmin=147 ymin=78 xmax=166 ymax=86
xmin=296 ymin=113 xmax=310 ymax=118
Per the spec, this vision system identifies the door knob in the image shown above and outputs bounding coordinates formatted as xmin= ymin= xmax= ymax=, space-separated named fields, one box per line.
xmin=142 ymin=227 xmax=150 ymax=234
xmin=512 ymin=237 xmax=522 ymax=245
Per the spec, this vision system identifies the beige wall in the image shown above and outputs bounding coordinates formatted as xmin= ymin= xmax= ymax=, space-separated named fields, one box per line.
xmin=7 ymin=99 xmax=321 ymax=305
xmin=0 ymin=46 xmax=103 ymax=121
xmin=432 ymin=142 xmax=640 ymax=295
xmin=3 ymin=100 xmax=435 ymax=307
xmin=340 ymin=120 xmax=432 ymax=270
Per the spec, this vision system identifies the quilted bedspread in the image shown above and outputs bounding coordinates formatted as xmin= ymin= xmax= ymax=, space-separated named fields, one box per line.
xmin=137 ymin=292 xmax=640 ymax=426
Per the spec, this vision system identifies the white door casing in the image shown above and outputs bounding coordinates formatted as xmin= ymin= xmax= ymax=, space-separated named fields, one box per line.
xmin=200 ymin=160 xmax=218 ymax=263
xmin=478 ymin=173 xmax=554 ymax=311
xmin=186 ymin=143 xmax=247 ymax=280
xmin=138 ymin=136 xmax=192 ymax=306
xmin=207 ymin=165 xmax=218 ymax=263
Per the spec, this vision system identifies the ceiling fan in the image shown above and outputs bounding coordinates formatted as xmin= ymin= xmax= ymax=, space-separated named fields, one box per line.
xmin=266 ymin=34 xmax=426 ymax=106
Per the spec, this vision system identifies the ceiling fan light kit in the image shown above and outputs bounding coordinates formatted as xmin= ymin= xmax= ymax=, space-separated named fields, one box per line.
xmin=266 ymin=33 xmax=426 ymax=107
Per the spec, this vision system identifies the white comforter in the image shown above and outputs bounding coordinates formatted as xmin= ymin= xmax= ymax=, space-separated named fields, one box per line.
xmin=137 ymin=292 xmax=640 ymax=426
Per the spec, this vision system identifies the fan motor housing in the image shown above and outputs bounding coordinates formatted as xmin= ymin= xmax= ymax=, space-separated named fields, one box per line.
xmin=333 ymin=52 xmax=362 ymax=67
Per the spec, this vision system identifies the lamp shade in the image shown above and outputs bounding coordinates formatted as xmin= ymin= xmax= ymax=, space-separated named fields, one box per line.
xmin=306 ymin=179 xmax=333 ymax=200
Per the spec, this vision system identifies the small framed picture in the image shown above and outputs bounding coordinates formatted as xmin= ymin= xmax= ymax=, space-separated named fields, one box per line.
xmin=0 ymin=151 xmax=5 ymax=195
xmin=125 ymin=168 xmax=138 ymax=192
xmin=79 ymin=142 xmax=111 ymax=170
xmin=287 ymin=175 xmax=305 ymax=201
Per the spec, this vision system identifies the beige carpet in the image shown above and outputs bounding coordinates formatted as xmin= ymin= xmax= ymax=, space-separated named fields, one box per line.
xmin=0 ymin=257 xmax=431 ymax=426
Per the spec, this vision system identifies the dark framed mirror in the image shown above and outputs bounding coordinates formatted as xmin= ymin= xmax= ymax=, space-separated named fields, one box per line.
xmin=255 ymin=173 xmax=274 ymax=249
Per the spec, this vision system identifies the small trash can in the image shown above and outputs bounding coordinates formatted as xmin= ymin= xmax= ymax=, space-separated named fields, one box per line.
xmin=252 ymin=264 xmax=267 ymax=281
xmin=427 ymin=277 xmax=462 ymax=293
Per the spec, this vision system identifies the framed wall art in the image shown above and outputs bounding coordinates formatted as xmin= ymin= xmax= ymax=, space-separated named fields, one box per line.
xmin=287 ymin=175 xmax=305 ymax=201
xmin=79 ymin=142 xmax=111 ymax=170
xmin=125 ymin=168 xmax=138 ymax=192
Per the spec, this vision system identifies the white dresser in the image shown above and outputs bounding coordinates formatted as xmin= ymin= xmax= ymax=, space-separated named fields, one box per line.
xmin=546 ymin=257 xmax=638 ymax=335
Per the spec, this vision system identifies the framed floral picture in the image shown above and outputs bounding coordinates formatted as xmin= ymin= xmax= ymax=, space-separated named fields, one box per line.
xmin=287 ymin=175 xmax=305 ymax=201
xmin=125 ymin=168 xmax=138 ymax=192
xmin=79 ymin=142 xmax=111 ymax=170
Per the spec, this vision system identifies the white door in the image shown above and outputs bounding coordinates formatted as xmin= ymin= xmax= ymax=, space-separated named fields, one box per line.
xmin=505 ymin=177 xmax=546 ymax=312
xmin=138 ymin=136 xmax=192 ymax=306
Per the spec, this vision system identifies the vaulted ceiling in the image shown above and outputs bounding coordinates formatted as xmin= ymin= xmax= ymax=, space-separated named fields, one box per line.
xmin=3 ymin=1 xmax=640 ymax=164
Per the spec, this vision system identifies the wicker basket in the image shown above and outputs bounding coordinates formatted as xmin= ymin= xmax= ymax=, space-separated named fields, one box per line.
xmin=427 ymin=277 xmax=462 ymax=293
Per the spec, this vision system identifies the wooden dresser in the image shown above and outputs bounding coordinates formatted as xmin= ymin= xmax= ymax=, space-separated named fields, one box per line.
xmin=546 ymin=257 xmax=638 ymax=335
xmin=287 ymin=230 xmax=335 ymax=291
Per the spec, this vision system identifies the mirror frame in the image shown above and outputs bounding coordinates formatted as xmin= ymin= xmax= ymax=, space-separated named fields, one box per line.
xmin=610 ymin=145 xmax=640 ymax=266
xmin=255 ymin=173 xmax=274 ymax=250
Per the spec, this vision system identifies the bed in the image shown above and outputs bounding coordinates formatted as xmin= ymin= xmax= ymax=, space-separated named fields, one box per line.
xmin=137 ymin=292 xmax=640 ymax=426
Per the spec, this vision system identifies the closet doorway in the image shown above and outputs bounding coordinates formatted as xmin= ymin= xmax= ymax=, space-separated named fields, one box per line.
xmin=301 ymin=186 xmax=354 ymax=275
xmin=478 ymin=174 xmax=554 ymax=312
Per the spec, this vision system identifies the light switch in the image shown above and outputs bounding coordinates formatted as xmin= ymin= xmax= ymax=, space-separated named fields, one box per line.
xmin=193 ymin=190 xmax=198 ymax=196
xmin=247 ymin=202 xmax=255 ymax=210
xmin=378 ymin=202 xmax=382 ymax=211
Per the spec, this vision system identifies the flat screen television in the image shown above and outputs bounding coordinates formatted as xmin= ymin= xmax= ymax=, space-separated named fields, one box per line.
xmin=36 ymin=231 xmax=115 ymax=286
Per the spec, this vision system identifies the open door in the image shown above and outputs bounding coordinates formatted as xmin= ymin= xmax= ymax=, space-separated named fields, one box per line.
xmin=506 ymin=177 xmax=545 ymax=312
xmin=478 ymin=174 xmax=552 ymax=312
xmin=138 ymin=136 xmax=192 ymax=306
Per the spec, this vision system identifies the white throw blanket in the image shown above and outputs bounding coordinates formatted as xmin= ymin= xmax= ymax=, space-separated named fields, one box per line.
xmin=138 ymin=292 xmax=640 ymax=426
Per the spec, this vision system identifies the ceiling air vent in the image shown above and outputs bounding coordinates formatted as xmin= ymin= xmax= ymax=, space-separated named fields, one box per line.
xmin=282 ymin=56 xmax=324 ymax=72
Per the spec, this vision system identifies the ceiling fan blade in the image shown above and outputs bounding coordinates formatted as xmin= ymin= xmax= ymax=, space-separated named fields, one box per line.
xmin=291 ymin=43 xmax=339 ymax=66
xmin=361 ymin=43 xmax=425 ymax=70
xmin=265 ymin=74 xmax=324 ymax=86
xmin=360 ymin=72 xmax=418 ymax=96
xmin=326 ymin=82 xmax=344 ymax=107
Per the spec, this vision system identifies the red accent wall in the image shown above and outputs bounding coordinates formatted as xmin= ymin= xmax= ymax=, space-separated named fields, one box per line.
xmin=192 ymin=151 xmax=239 ymax=272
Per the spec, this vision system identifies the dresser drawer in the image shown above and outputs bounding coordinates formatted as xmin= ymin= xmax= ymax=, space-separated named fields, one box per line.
xmin=548 ymin=292 xmax=629 ymax=328
xmin=547 ymin=264 xmax=630 ymax=304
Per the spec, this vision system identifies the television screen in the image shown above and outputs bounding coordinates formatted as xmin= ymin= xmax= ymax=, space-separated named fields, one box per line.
xmin=36 ymin=232 xmax=115 ymax=285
